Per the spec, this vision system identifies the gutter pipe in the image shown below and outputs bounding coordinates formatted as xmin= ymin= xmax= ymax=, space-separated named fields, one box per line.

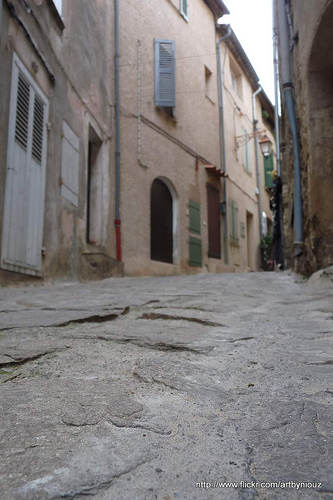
xmin=252 ymin=86 xmax=264 ymax=239
xmin=272 ymin=0 xmax=285 ymax=267
xmin=276 ymin=0 xmax=303 ymax=256
xmin=115 ymin=0 xmax=121 ymax=261
xmin=217 ymin=25 xmax=232 ymax=265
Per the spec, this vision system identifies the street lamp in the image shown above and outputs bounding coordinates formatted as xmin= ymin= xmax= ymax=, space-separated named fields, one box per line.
xmin=259 ymin=135 xmax=273 ymax=157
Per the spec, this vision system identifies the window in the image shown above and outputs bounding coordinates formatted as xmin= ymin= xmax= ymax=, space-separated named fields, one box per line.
xmin=53 ymin=0 xmax=62 ymax=16
xmin=155 ymin=40 xmax=175 ymax=109
xmin=242 ymin=128 xmax=251 ymax=173
xmin=229 ymin=199 xmax=239 ymax=245
xmin=231 ymin=71 xmax=237 ymax=92
xmin=229 ymin=58 xmax=243 ymax=100
xmin=61 ymin=122 xmax=80 ymax=206
xmin=180 ymin=0 xmax=189 ymax=21
xmin=205 ymin=66 xmax=214 ymax=103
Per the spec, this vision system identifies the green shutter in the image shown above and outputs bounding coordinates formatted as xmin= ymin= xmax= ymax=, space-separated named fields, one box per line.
xmin=155 ymin=40 xmax=175 ymax=108
xmin=189 ymin=236 xmax=202 ymax=267
xmin=264 ymin=154 xmax=274 ymax=189
xmin=189 ymin=200 xmax=200 ymax=235
xmin=228 ymin=199 xmax=239 ymax=244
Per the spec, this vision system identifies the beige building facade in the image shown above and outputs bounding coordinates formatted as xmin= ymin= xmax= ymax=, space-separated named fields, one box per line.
xmin=118 ymin=1 xmax=275 ymax=277
xmin=0 ymin=0 xmax=274 ymax=284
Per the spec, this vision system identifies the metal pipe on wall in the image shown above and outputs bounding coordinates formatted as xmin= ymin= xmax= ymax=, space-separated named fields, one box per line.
xmin=276 ymin=0 xmax=303 ymax=256
xmin=272 ymin=0 xmax=285 ymax=268
xmin=217 ymin=24 xmax=232 ymax=265
xmin=115 ymin=0 xmax=122 ymax=261
xmin=252 ymin=87 xmax=264 ymax=240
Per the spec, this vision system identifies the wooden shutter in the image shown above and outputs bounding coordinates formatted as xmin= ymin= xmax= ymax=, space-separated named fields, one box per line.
xmin=264 ymin=154 xmax=274 ymax=188
xmin=155 ymin=40 xmax=175 ymax=108
xmin=189 ymin=236 xmax=202 ymax=267
xmin=1 ymin=54 xmax=48 ymax=275
xmin=207 ymin=184 xmax=221 ymax=259
xmin=189 ymin=201 xmax=200 ymax=235
xmin=61 ymin=122 xmax=80 ymax=206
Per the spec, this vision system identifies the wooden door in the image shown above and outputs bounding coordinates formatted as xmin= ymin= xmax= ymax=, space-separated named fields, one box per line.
xmin=151 ymin=179 xmax=173 ymax=263
xmin=207 ymin=184 xmax=221 ymax=259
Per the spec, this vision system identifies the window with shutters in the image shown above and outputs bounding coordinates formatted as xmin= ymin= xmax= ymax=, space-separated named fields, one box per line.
xmin=242 ymin=128 xmax=251 ymax=173
xmin=155 ymin=40 xmax=175 ymax=111
xmin=180 ymin=0 xmax=189 ymax=21
xmin=61 ymin=122 xmax=80 ymax=207
xmin=229 ymin=199 xmax=239 ymax=245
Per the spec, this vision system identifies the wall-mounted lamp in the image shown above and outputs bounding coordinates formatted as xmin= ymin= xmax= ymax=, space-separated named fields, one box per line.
xmin=259 ymin=135 xmax=273 ymax=157
xmin=235 ymin=129 xmax=267 ymax=149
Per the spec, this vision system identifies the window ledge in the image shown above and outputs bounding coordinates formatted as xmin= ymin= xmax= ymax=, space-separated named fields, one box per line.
xmin=243 ymin=166 xmax=253 ymax=177
xmin=46 ymin=0 xmax=65 ymax=31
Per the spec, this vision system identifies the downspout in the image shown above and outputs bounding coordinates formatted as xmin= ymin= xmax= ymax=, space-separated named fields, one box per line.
xmin=115 ymin=0 xmax=121 ymax=261
xmin=276 ymin=0 xmax=303 ymax=256
xmin=272 ymin=0 xmax=285 ymax=267
xmin=217 ymin=25 xmax=232 ymax=265
xmin=252 ymin=87 xmax=263 ymax=239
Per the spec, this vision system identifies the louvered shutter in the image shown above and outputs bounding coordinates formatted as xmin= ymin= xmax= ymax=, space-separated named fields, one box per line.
xmin=155 ymin=40 xmax=175 ymax=108
xmin=1 ymin=54 xmax=48 ymax=275
xmin=180 ymin=0 xmax=188 ymax=20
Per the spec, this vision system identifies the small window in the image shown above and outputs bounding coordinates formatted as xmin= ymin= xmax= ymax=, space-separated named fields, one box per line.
xmin=205 ymin=66 xmax=214 ymax=103
xmin=229 ymin=57 xmax=243 ymax=100
xmin=180 ymin=0 xmax=189 ymax=21
xmin=231 ymin=71 xmax=237 ymax=92
xmin=53 ymin=0 xmax=62 ymax=16
xmin=155 ymin=40 xmax=175 ymax=109
xmin=242 ymin=128 xmax=251 ymax=173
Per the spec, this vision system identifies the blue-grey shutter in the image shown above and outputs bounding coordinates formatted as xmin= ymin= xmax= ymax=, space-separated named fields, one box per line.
xmin=155 ymin=40 xmax=175 ymax=108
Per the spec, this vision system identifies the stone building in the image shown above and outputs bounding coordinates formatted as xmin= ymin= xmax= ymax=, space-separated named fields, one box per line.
xmin=0 ymin=0 xmax=121 ymax=284
xmin=0 ymin=0 xmax=274 ymax=284
xmin=276 ymin=0 xmax=333 ymax=273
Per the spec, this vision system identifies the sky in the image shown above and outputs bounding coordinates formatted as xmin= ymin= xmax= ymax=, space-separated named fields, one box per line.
xmin=220 ymin=0 xmax=275 ymax=103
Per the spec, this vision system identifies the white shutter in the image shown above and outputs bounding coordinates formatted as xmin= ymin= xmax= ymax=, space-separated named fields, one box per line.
xmin=1 ymin=53 xmax=48 ymax=275
xmin=61 ymin=122 xmax=80 ymax=206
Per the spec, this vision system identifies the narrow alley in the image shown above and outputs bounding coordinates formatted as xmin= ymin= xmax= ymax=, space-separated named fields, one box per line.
xmin=0 ymin=271 xmax=332 ymax=499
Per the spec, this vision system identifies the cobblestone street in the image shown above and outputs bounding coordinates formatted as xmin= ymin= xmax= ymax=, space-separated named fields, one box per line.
xmin=0 ymin=271 xmax=333 ymax=499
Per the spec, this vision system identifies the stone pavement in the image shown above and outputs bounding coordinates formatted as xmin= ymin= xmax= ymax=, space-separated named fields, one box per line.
xmin=0 ymin=271 xmax=332 ymax=500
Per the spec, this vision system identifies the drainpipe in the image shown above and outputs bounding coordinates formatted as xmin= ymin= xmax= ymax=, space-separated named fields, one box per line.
xmin=276 ymin=0 xmax=303 ymax=257
xmin=252 ymin=86 xmax=263 ymax=239
xmin=272 ymin=0 xmax=285 ymax=267
xmin=217 ymin=25 xmax=232 ymax=265
xmin=115 ymin=0 xmax=121 ymax=261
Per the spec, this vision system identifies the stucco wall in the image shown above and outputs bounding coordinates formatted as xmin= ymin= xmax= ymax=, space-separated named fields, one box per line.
xmin=279 ymin=0 xmax=333 ymax=273
xmin=0 ymin=0 xmax=119 ymax=284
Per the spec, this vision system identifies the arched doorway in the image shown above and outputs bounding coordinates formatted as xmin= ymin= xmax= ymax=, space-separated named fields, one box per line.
xmin=150 ymin=178 xmax=174 ymax=263
xmin=308 ymin=1 xmax=333 ymax=267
